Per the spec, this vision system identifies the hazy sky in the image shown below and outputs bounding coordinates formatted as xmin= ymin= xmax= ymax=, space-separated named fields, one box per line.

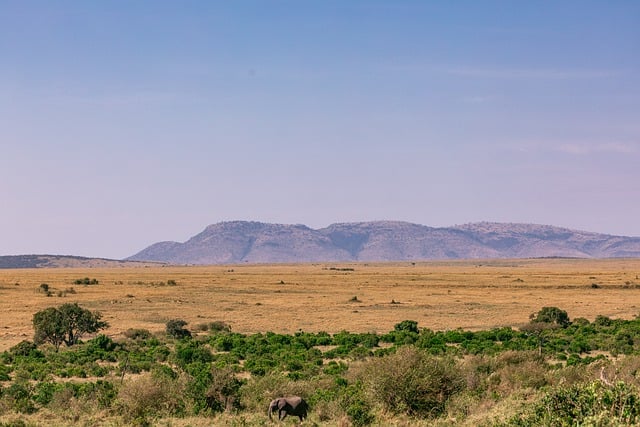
xmin=2 ymin=1 xmax=639 ymax=259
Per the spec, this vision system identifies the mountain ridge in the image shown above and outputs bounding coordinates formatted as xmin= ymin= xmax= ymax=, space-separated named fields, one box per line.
xmin=0 ymin=255 xmax=163 ymax=269
xmin=127 ymin=221 xmax=640 ymax=264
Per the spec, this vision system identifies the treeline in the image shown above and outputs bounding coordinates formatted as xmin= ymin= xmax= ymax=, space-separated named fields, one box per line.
xmin=1 ymin=307 xmax=640 ymax=425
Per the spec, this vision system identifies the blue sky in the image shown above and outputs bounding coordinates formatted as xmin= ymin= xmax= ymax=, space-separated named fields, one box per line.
xmin=1 ymin=1 xmax=639 ymax=258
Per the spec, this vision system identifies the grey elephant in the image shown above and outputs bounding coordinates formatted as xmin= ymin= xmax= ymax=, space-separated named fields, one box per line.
xmin=268 ymin=396 xmax=308 ymax=421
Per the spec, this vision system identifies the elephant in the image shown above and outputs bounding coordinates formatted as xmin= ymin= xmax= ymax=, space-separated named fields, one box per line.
xmin=268 ymin=396 xmax=308 ymax=421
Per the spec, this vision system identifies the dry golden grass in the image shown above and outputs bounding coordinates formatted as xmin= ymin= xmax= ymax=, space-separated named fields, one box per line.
xmin=1 ymin=258 xmax=639 ymax=351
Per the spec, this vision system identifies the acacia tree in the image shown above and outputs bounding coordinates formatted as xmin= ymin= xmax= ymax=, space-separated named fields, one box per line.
xmin=522 ymin=306 xmax=571 ymax=355
xmin=33 ymin=303 xmax=108 ymax=351
xmin=529 ymin=306 xmax=570 ymax=328
xmin=32 ymin=307 xmax=66 ymax=351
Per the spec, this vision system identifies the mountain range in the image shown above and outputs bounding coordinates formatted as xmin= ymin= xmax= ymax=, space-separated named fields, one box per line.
xmin=126 ymin=221 xmax=640 ymax=264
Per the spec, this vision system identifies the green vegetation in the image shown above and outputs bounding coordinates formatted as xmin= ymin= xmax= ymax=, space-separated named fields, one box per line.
xmin=502 ymin=381 xmax=640 ymax=426
xmin=165 ymin=319 xmax=191 ymax=339
xmin=2 ymin=307 xmax=640 ymax=425
xmin=529 ymin=306 xmax=571 ymax=328
xmin=32 ymin=303 xmax=108 ymax=351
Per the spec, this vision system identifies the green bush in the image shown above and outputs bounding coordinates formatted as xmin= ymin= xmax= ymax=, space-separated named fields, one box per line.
xmin=394 ymin=320 xmax=419 ymax=334
xmin=331 ymin=380 xmax=374 ymax=426
xmin=506 ymin=381 xmax=640 ymax=426
xmin=357 ymin=346 xmax=465 ymax=417
xmin=165 ymin=319 xmax=191 ymax=339
xmin=174 ymin=340 xmax=213 ymax=368
xmin=529 ymin=306 xmax=570 ymax=328
xmin=204 ymin=366 xmax=243 ymax=412
xmin=0 ymin=364 xmax=11 ymax=381
xmin=6 ymin=341 xmax=44 ymax=364
xmin=2 ymin=382 xmax=35 ymax=414
xmin=346 ymin=398 xmax=375 ymax=426
xmin=323 ymin=361 xmax=348 ymax=376
xmin=124 ymin=328 xmax=152 ymax=340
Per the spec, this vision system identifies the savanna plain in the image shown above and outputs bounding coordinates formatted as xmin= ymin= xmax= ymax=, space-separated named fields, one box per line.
xmin=3 ymin=258 xmax=640 ymax=348
xmin=1 ymin=258 xmax=640 ymax=426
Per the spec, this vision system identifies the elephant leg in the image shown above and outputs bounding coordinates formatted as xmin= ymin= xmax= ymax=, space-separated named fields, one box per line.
xmin=279 ymin=409 xmax=287 ymax=420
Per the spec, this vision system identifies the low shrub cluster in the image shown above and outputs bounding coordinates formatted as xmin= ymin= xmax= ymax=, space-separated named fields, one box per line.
xmin=74 ymin=278 xmax=99 ymax=285
xmin=503 ymin=381 xmax=640 ymax=426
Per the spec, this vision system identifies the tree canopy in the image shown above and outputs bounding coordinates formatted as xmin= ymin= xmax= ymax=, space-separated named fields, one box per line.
xmin=529 ymin=306 xmax=571 ymax=328
xmin=33 ymin=303 xmax=108 ymax=351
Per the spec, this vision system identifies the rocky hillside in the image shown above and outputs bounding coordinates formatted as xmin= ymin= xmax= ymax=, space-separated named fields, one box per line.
xmin=127 ymin=221 xmax=640 ymax=264
xmin=0 ymin=255 xmax=162 ymax=269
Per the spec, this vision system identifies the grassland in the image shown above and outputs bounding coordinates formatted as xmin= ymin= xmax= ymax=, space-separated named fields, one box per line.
xmin=2 ymin=258 xmax=639 ymax=352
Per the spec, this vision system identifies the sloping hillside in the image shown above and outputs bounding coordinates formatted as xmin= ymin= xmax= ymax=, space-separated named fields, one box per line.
xmin=0 ymin=255 xmax=161 ymax=269
xmin=127 ymin=221 xmax=640 ymax=264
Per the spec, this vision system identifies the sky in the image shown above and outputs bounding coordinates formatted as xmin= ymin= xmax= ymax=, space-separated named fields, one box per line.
xmin=1 ymin=1 xmax=639 ymax=259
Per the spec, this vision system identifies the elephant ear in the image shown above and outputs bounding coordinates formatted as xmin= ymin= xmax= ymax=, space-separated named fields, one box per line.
xmin=277 ymin=398 xmax=287 ymax=409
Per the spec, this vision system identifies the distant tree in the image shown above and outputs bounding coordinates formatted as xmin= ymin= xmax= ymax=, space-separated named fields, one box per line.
xmin=594 ymin=315 xmax=613 ymax=327
xmin=520 ymin=321 xmax=558 ymax=356
xmin=522 ymin=306 xmax=570 ymax=355
xmin=394 ymin=320 xmax=419 ymax=334
xmin=33 ymin=303 xmax=108 ymax=351
xmin=529 ymin=306 xmax=570 ymax=328
xmin=166 ymin=319 xmax=191 ymax=339
xmin=32 ymin=307 xmax=66 ymax=351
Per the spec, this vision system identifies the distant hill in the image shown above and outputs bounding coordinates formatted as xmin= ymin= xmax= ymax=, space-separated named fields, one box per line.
xmin=127 ymin=221 xmax=640 ymax=264
xmin=0 ymin=255 xmax=162 ymax=269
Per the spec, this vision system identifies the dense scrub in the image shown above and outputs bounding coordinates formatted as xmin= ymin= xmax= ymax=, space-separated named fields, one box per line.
xmin=2 ymin=309 xmax=640 ymax=425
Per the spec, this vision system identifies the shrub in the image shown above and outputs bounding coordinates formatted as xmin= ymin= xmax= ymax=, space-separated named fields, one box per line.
xmin=208 ymin=321 xmax=232 ymax=333
xmin=356 ymin=346 xmax=464 ymax=417
xmin=324 ymin=380 xmax=373 ymax=426
xmin=87 ymin=334 xmax=117 ymax=352
xmin=174 ymin=340 xmax=213 ymax=367
xmin=32 ymin=381 xmax=61 ymax=406
xmin=324 ymin=361 xmax=348 ymax=376
xmin=0 ymin=364 xmax=11 ymax=381
xmin=8 ymin=341 xmax=43 ymax=360
xmin=346 ymin=398 xmax=375 ymax=426
xmin=2 ymin=382 xmax=35 ymax=414
xmin=166 ymin=319 xmax=191 ymax=339
xmin=116 ymin=372 xmax=185 ymax=422
xmin=506 ymin=381 xmax=640 ymax=426
xmin=348 ymin=346 xmax=372 ymax=360
xmin=394 ymin=320 xmax=419 ymax=334
xmin=124 ymin=328 xmax=152 ymax=340
xmin=205 ymin=366 xmax=243 ymax=412
xmin=74 ymin=277 xmax=99 ymax=285
xmin=594 ymin=315 xmax=613 ymax=327
xmin=489 ymin=359 xmax=549 ymax=397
